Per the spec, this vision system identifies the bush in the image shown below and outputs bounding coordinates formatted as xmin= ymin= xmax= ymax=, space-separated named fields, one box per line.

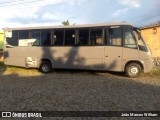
xmin=0 ymin=33 xmax=4 ymax=50
xmin=0 ymin=41 xmax=4 ymax=50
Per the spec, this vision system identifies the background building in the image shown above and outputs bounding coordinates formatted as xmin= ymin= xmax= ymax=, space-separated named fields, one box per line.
xmin=141 ymin=24 xmax=160 ymax=57
xmin=141 ymin=24 xmax=160 ymax=66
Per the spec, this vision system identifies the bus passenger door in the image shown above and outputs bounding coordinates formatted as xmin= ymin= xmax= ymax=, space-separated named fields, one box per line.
xmin=122 ymin=26 xmax=139 ymax=68
xmin=104 ymin=27 xmax=123 ymax=71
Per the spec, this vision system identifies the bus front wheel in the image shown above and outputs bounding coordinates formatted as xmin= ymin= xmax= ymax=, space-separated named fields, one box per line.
xmin=39 ymin=61 xmax=52 ymax=73
xmin=125 ymin=63 xmax=142 ymax=78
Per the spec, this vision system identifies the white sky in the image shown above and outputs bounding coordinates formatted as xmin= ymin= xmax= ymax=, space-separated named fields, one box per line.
xmin=0 ymin=0 xmax=160 ymax=31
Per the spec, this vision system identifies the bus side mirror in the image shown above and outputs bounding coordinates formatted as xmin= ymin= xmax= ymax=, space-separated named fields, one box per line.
xmin=132 ymin=27 xmax=141 ymax=40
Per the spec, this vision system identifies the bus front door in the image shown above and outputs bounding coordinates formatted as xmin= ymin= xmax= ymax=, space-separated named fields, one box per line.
xmin=105 ymin=46 xmax=122 ymax=71
xmin=104 ymin=27 xmax=123 ymax=71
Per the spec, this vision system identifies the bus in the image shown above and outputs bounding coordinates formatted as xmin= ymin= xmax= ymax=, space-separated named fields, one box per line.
xmin=3 ymin=22 xmax=153 ymax=77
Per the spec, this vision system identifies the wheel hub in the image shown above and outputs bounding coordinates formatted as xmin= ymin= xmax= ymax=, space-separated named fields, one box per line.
xmin=42 ymin=64 xmax=49 ymax=72
xmin=130 ymin=67 xmax=138 ymax=75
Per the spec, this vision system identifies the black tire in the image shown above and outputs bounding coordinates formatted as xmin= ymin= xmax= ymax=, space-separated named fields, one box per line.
xmin=125 ymin=63 xmax=142 ymax=78
xmin=39 ymin=61 xmax=52 ymax=73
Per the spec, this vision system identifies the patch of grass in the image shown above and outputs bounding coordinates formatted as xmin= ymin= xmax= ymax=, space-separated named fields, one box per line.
xmin=144 ymin=67 xmax=160 ymax=76
xmin=0 ymin=62 xmax=42 ymax=76
xmin=0 ymin=62 xmax=6 ymax=71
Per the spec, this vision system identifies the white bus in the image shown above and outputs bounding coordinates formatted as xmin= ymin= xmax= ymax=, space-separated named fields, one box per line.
xmin=3 ymin=22 xmax=153 ymax=77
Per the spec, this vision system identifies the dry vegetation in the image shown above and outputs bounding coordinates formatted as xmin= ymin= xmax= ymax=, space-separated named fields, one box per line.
xmin=0 ymin=62 xmax=42 ymax=77
xmin=0 ymin=62 xmax=160 ymax=77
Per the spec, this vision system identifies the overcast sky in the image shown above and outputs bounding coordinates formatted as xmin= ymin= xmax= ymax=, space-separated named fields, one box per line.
xmin=0 ymin=0 xmax=160 ymax=30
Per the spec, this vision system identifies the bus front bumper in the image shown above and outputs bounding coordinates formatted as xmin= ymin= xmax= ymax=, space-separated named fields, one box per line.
xmin=143 ymin=58 xmax=154 ymax=73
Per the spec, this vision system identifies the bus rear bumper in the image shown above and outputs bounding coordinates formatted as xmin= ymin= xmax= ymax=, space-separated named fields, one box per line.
xmin=143 ymin=59 xmax=154 ymax=73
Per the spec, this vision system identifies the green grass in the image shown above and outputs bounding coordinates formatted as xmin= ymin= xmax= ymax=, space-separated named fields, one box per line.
xmin=0 ymin=41 xmax=3 ymax=50
xmin=0 ymin=62 xmax=6 ymax=71
xmin=0 ymin=33 xmax=4 ymax=49
xmin=144 ymin=67 xmax=160 ymax=76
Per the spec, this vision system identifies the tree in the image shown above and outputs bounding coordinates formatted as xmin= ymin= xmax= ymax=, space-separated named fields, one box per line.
xmin=62 ymin=20 xmax=70 ymax=26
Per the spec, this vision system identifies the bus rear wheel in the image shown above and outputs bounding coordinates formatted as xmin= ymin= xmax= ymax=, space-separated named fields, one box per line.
xmin=125 ymin=63 xmax=142 ymax=78
xmin=39 ymin=61 xmax=52 ymax=73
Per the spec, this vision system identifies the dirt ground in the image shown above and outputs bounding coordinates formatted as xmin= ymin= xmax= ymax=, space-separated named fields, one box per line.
xmin=0 ymin=68 xmax=160 ymax=120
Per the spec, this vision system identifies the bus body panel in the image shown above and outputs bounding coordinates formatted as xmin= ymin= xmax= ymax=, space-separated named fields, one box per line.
xmin=139 ymin=50 xmax=153 ymax=73
xmin=142 ymin=59 xmax=153 ymax=73
xmin=122 ymin=47 xmax=140 ymax=71
xmin=4 ymin=47 xmax=26 ymax=67
xmin=105 ymin=46 xmax=122 ymax=71
xmin=50 ymin=46 xmax=104 ymax=70
xmin=4 ymin=46 xmax=104 ymax=70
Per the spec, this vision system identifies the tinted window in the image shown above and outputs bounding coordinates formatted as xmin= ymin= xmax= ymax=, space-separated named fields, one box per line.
xmin=31 ymin=31 xmax=41 ymax=46
xmin=78 ymin=29 xmax=89 ymax=45
xmin=7 ymin=31 xmax=18 ymax=46
xmin=41 ymin=30 xmax=51 ymax=46
xmin=108 ymin=27 xmax=122 ymax=46
xmin=125 ymin=31 xmax=137 ymax=48
xmin=90 ymin=29 xmax=103 ymax=45
xmin=54 ymin=30 xmax=64 ymax=46
xmin=64 ymin=30 xmax=75 ymax=46
xmin=19 ymin=30 xmax=29 ymax=39
xmin=133 ymin=31 xmax=148 ymax=51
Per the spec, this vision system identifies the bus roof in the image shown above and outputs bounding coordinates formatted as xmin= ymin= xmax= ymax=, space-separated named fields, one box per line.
xmin=3 ymin=22 xmax=133 ymax=31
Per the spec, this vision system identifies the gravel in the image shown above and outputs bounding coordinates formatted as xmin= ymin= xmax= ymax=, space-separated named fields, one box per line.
xmin=0 ymin=70 xmax=160 ymax=120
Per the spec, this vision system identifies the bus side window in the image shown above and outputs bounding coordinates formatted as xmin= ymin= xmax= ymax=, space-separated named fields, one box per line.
xmin=31 ymin=31 xmax=41 ymax=46
xmin=18 ymin=30 xmax=30 ymax=46
xmin=54 ymin=30 xmax=64 ymax=46
xmin=108 ymin=28 xmax=122 ymax=46
xmin=41 ymin=30 xmax=51 ymax=46
xmin=64 ymin=29 xmax=76 ymax=46
xmin=90 ymin=29 xmax=103 ymax=46
xmin=19 ymin=30 xmax=29 ymax=39
xmin=7 ymin=31 xmax=18 ymax=46
xmin=78 ymin=29 xmax=89 ymax=46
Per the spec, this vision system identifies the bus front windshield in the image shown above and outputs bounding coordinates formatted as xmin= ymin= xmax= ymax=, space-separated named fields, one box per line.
xmin=132 ymin=28 xmax=148 ymax=52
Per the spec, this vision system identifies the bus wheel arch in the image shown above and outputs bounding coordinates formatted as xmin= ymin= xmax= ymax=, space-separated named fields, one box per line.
xmin=39 ymin=59 xmax=52 ymax=73
xmin=124 ymin=61 xmax=144 ymax=78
